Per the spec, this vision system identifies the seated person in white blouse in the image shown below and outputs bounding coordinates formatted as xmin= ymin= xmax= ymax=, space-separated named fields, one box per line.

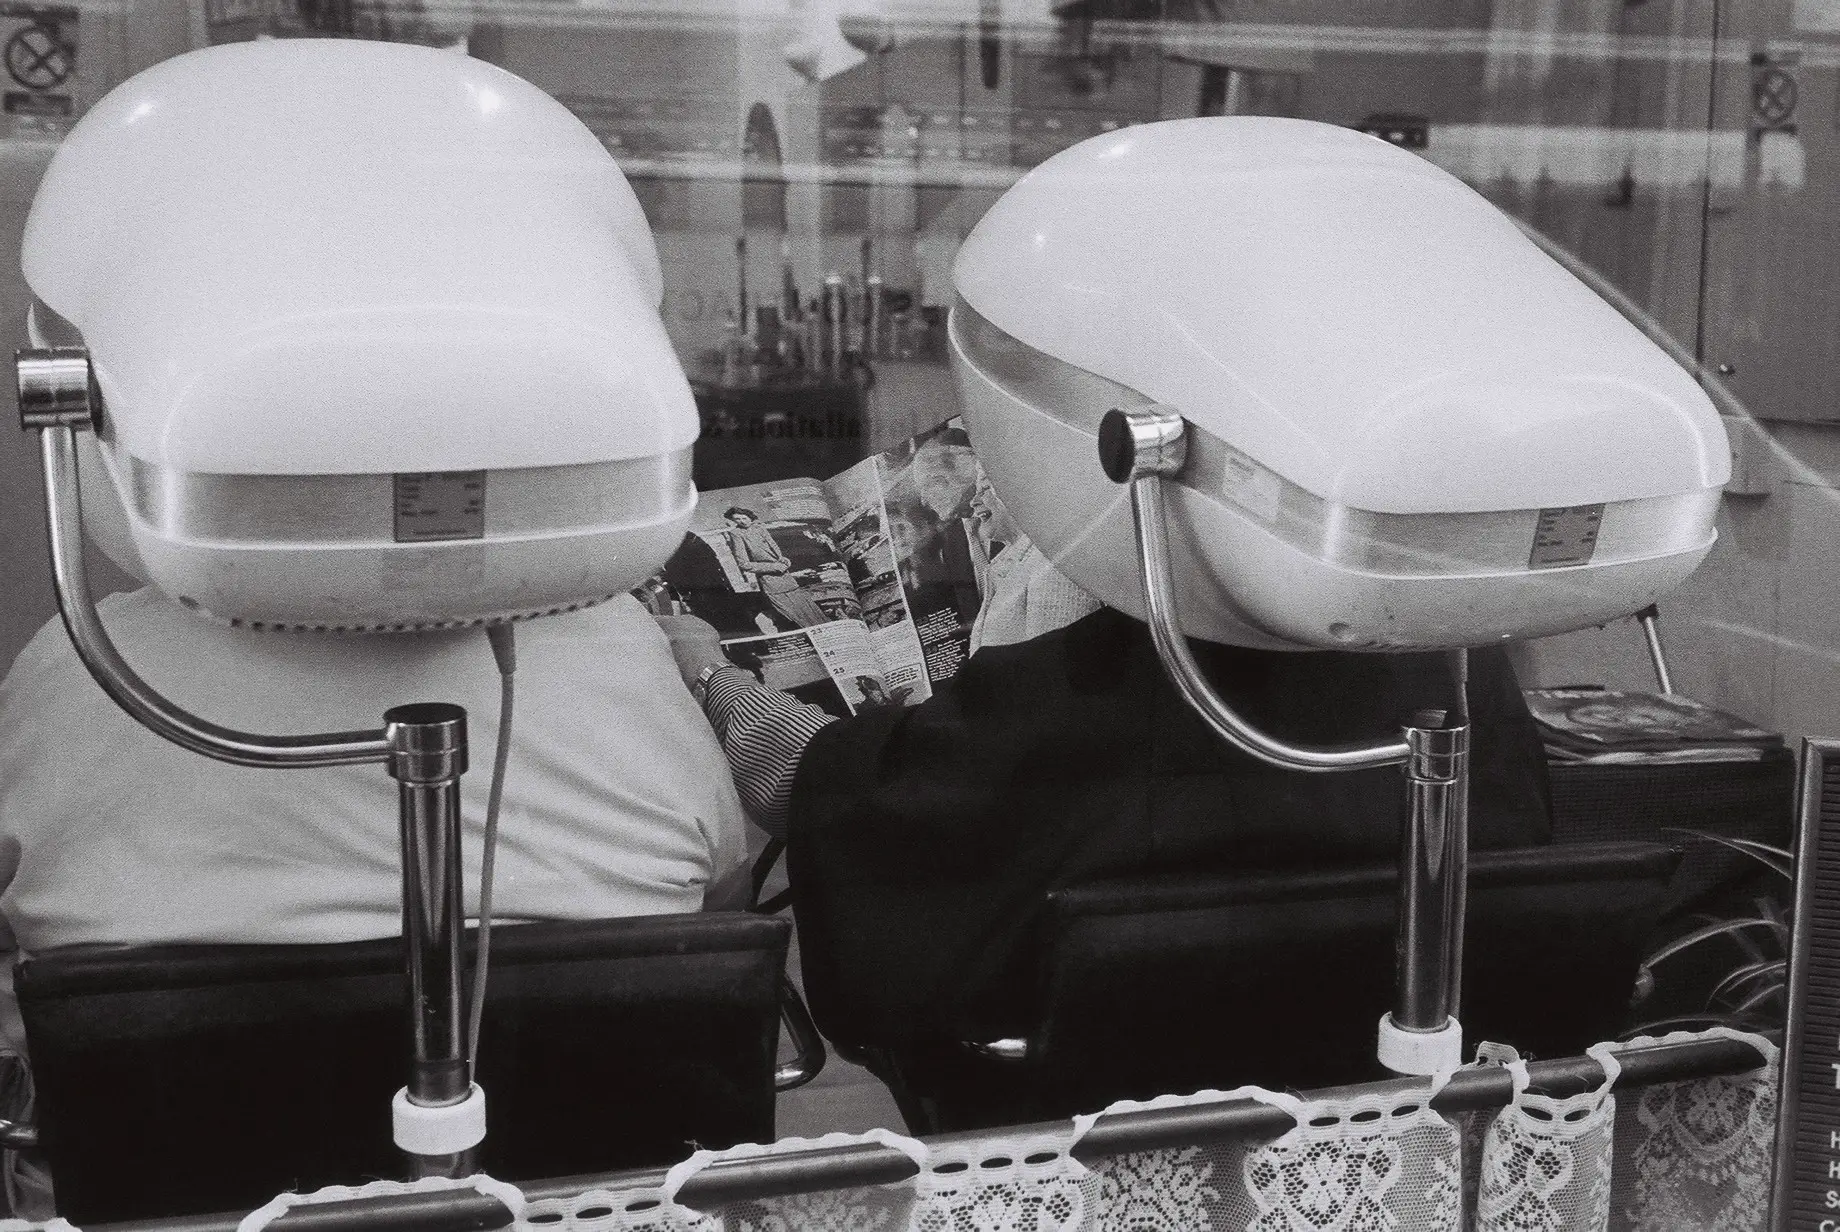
xmin=0 ymin=592 xmax=751 ymax=1051
xmin=0 ymin=583 xmax=750 ymax=1215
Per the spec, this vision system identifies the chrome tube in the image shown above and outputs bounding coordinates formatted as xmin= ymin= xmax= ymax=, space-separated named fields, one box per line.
xmin=391 ymin=711 xmax=470 ymax=1089
xmin=1636 ymin=604 xmax=1676 ymax=695
xmin=23 ymin=350 xmax=479 ymax=1176
xmin=1130 ymin=475 xmax=1409 ymax=771
xmin=389 ymin=704 xmax=474 ymax=1177
xmin=1770 ymin=736 xmax=1838 ymax=1230
xmin=774 ymin=981 xmax=828 ymax=1091
xmin=1442 ymin=649 xmax=1470 ymax=1013
xmin=1111 ymin=408 xmax=1409 ymax=773
xmin=1396 ymin=716 xmax=1470 ymax=1030
xmin=36 ymin=423 xmax=390 ymax=768
xmin=1105 ymin=405 xmax=1465 ymax=1061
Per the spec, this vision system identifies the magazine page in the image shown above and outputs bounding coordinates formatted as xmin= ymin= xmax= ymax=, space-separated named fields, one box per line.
xmin=822 ymin=420 xmax=990 ymax=705
xmin=635 ymin=479 xmax=895 ymax=718
xmin=718 ymin=625 xmax=909 ymax=721
xmin=1524 ymin=687 xmax=1784 ymax=762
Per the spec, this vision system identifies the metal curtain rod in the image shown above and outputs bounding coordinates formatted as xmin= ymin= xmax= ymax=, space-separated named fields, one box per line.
xmin=94 ymin=1033 xmax=1770 ymax=1232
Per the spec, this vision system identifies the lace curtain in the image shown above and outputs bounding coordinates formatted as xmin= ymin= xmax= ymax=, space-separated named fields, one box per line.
xmin=1472 ymin=1043 xmax=1620 ymax=1232
xmin=1083 ymin=1082 xmax=1463 ymax=1232
xmin=505 ymin=1028 xmax=1774 ymax=1232
xmin=1606 ymin=1029 xmax=1779 ymax=1232
xmin=3 ymin=1028 xmax=1779 ymax=1232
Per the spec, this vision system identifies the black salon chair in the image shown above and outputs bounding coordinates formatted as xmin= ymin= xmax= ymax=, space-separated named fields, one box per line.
xmin=850 ymin=841 xmax=1680 ymax=1133
xmin=17 ymin=911 xmax=820 ymax=1224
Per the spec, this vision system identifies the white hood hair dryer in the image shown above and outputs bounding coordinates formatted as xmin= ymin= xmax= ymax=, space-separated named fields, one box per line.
xmin=15 ymin=40 xmax=699 ymax=1171
xmin=949 ymin=117 xmax=1731 ymax=1076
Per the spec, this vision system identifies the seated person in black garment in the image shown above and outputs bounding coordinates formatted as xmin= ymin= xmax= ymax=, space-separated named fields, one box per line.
xmin=663 ymin=539 xmax=1552 ymax=1053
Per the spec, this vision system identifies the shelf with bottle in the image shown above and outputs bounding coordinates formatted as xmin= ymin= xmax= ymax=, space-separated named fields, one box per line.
xmin=694 ymin=240 xmax=949 ymax=396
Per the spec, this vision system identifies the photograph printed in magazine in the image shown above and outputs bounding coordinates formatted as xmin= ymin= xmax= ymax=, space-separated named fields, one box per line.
xmin=634 ymin=420 xmax=1008 ymax=719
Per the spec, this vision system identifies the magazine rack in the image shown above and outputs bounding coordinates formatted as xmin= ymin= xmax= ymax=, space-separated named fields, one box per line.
xmin=1539 ymin=606 xmax=1795 ymax=913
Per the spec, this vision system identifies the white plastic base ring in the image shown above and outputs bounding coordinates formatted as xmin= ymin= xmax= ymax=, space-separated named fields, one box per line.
xmin=392 ymin=1084 xmax=487 ymax=1156
xmin=1376 ymin=1013 xmax=1463 ymax=1076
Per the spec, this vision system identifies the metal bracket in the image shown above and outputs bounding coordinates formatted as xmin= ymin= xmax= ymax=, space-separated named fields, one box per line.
xmin=17 ymin=352 xmax=478 ymax=1175
xmin=17 ymin=346 xmax=100 ymax=432
xmin=1098 ymin=406 xmax=1409 ymax=773
xmin=1097 ymin=406 xmax=1470 ymax=1073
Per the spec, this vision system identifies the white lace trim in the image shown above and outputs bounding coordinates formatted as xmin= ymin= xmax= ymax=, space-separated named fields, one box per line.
xmin=662 ymin=1126 xmax=929 ymax=1196
xmin=1089 ymin=1086 xmax=1281 ymax=1118
xmin=911 ymin=1112 xmax=1098 ymax=1232
xmin=1611 ymin=1024 xmax=1779 ymax=1072
xmin=1241 ymin=1079 xmax=1461 ymax=1232
xmin=1476 ymin=1043 xmax=1620 ymax=1232
xmin=1086 ymin=1087 xmax=1277 ymax=1232
xmin=304 ymin=1031 xmax=1778 ymax=1232
xmin=519 ymin=1187 xmax=721 ymax=1232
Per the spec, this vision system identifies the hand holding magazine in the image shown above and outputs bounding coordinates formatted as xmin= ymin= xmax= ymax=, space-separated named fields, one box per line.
xmin=635 ymin=421 xmax=1007 ymax=719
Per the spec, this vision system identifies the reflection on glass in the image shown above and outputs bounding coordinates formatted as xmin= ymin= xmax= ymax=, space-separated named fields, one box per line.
xmin=2 ymin=0 xmax=1836 ymax=1198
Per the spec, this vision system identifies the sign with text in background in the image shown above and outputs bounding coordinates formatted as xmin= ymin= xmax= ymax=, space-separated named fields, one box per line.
xmin=0 ymin=2 xmax=75 ymax=141
xmin=1777 ymin=739 xmax=1840 ymax=1229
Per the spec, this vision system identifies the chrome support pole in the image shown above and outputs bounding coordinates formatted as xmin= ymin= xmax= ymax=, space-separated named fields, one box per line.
xmin=20 ymin=347 xmax=478 ymax=1173
xmin=1396 ymin=711 xmax=1469 ymax=1031
xmin=389 ymin=704 xmax=474 ymax=1178
xmin=1100 ymin=405 xmax=1468 ymax=1072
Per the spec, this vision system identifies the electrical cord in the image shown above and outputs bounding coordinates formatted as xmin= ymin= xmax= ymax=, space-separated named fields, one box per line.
xmin=468 ymin=621 xmax=517 ymax=1080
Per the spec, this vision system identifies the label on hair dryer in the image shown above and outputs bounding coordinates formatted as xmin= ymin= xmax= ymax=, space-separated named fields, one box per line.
xmin=393 ymin=471 xmax=486 ymax=543
xmin=1528 ymin=503 xmax=1603 ymax=570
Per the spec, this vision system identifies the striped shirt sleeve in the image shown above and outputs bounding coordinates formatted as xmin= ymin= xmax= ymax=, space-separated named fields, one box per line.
xmin=700 ymin=666 xmax=838 ymax=840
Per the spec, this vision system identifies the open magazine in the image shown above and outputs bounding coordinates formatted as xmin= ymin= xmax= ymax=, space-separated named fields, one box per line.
xmin=634 ymin=421 xmax=1001 ymax=719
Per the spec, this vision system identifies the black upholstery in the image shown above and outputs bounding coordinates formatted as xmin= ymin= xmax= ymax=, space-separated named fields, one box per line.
xmin=17 ymin=912 xmax=791 ymax=1224
xmin=865 ymin=841 xmax=1680 ymax=1133
xmin=1547 ymin=749 xmax=1795 ymax=912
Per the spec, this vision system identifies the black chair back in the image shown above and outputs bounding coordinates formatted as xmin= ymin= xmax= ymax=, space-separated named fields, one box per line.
xmin=874 ymin=842 xmax=1679 ymax=1131
xmin=1037 ymin=841 xmax=1679 ymax=1090
xmin=18 ymin=912 xmax=790 ymax=1224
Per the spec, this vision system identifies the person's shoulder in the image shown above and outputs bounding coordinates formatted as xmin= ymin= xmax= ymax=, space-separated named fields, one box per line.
xmin=993 ymin=605 xmax=1138 ymax=661
xmin=4 ymin=586 xmax=168 ymax=684
xmin=1 ymin=611 xmax=76 ymax=694
xmin=513 ymin=595 xmax=675 ymax=659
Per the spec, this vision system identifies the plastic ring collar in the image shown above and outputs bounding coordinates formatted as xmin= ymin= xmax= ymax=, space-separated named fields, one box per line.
xmin=1376 ymin=1013 xmax=1463 ymax=1077
xmin=392 ymin=1084 xmax=487 ymax=1156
